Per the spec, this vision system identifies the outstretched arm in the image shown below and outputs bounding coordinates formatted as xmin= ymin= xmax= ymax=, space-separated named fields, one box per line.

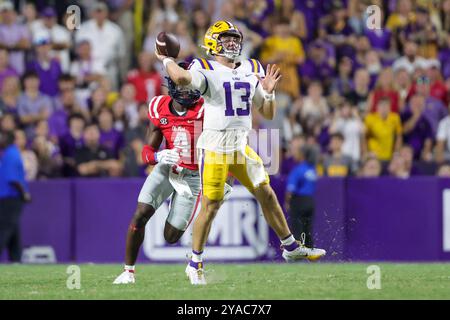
xmin=155 ymin=51 xmax=207 ymax=93
xmin=254 ymin=64 xmax=282 ymax=120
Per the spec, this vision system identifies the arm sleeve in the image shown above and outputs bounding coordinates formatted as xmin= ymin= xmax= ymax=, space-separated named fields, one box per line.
xmin=187 ymin=69 xmax=208 ymax=95
xmin=186 ymin=59 xmax=208 ymax=94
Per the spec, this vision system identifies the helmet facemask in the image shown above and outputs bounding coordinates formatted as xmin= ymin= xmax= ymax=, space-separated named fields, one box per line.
xmin=166 ymin=61 xmax=201 ymax=108
xmin=217 ymin=32 xmax=242 ymax=61
xmin=166 ymin=77 xmax=201 ymax=108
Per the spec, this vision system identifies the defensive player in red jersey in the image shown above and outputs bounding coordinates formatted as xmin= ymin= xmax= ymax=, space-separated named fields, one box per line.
xmin=114 ymin=62 xmax=232 ymax=284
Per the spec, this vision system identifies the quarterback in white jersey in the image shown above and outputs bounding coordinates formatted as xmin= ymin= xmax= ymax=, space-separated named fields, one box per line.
xmin=156 ymin=20 xmax=326 ymax=285
xmin=187 ymin=57 xmax=266 ymax=153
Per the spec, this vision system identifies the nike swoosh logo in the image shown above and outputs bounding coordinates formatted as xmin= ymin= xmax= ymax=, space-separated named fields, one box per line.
xmin=245 ymin=74 xmax=254 ymax=77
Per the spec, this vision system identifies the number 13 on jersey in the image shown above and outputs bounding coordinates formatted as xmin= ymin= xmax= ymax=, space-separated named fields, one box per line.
xmin=223 ymin=81 xmax=251 ymax=116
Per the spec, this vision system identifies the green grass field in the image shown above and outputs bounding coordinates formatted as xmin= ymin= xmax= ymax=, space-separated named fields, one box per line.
xmin=0 ymin=263 xmax=449 ymax=300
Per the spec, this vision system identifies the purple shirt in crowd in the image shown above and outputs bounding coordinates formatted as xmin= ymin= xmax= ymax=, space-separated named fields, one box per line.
xmin=0 ymin=22 xmax=31 ymax=74
xmin=400 ymin=110 xmax=433 ymax=160
xmin=294 ymin=0 xmax=326 ymax=42
xmin=300 ymin=58 xmax=335 ymax=83
xmin=17 ymin=92 xmax=52 ymax=138
xmin=368 ymin=73 xmax=379 ymax=91
xmin=326 ymin=22 xmax=353 ymax=38
xmin=320 ymin=40 xmax=337 ymax=62
xmin=59 ymin=133 xmax=83 ymax=158
xmin=17 ymin=92 xmax=52 ymax=117
xmin=365 ymin=28 xmax=392 ymax=51
xmin=246 ymin=0 xmax=274 ymax=38
xmin=27 ymin=59 xmax=62 ymax=97
xmin=99 ymin=128 xmax=124 ymax=158
xmin=402 ymin=23 xmax=437 ymax=43
xmin=422 ymin=97 xmax=448 ymax=136
xmin=48 ymin=108 xmax=69 ymax=139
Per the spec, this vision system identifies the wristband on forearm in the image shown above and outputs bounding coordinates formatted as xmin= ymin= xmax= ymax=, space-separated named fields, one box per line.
xmin=263 ymin=90 xmax=275 ymax=102
xmin=163 ymin=57 xmax=175 ymax=69
xmin=142 ymin=145 xmax=157 ymax=165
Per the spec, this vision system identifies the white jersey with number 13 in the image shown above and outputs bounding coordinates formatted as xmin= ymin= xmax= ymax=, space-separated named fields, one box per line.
xmin=188 ymin=58 xmax=266 ymax=153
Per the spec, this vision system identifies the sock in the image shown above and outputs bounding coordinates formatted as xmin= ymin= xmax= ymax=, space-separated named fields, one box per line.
xmin=280 ymin=234 xmax=299 ymax=251
xmin=191 ymin=250 xmax=203 ymax=263
xmin=124 ymin=265 xmax=135 ymax=273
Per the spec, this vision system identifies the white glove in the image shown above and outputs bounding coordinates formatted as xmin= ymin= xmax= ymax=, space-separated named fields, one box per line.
xmin=156 ymin=149 xmax=180 ymax=166
xmin=223 ymin=183 xmax=233 ymax=201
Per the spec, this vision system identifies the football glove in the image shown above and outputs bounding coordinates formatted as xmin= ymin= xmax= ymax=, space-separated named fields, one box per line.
xmin=156 ymin=149 xmax=180 ymax=166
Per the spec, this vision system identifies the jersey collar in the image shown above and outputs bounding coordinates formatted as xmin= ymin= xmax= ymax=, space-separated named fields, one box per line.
xmin=169 ymin=100 xmax=188 ymax=117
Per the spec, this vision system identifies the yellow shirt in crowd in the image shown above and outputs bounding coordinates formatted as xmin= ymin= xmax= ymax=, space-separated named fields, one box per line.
xmin=364 ymin=112 xmax=402 ymax=161
xmin=260 ymin=36 xmax=304 ymax=98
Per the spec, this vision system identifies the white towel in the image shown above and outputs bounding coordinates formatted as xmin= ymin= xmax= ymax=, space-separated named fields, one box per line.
xmin=168 ymin=166 xmax=194 ymax=199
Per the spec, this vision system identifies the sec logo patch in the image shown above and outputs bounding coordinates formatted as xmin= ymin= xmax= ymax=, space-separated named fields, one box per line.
xmin=160 ymin=118 xmax=168 ymax=125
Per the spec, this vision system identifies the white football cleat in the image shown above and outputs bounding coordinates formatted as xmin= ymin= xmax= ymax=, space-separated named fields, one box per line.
xmin=282 ymin=244 xmax=326 ymax=262
xmin=185 ymin=261 xmax=207 ymax=285
xmin=113 ymin=271 xmax=135 ymax=284
xmin=282 ymin=234 xmax=326 ymax=262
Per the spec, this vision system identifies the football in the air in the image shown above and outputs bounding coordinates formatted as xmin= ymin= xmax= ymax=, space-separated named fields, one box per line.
xmin=156 ymin=32 xmax=180 ymax=58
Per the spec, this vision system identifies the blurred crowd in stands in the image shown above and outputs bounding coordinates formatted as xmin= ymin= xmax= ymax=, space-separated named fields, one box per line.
xmin=2 ymin=0 xmax=450 ymax=179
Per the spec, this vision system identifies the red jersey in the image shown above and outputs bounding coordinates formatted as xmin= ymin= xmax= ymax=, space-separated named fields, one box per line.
xmin=407 ymin=81 xmax=449 ymax=106
xmin=147 ymin=95 xmax=204 ymax=170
